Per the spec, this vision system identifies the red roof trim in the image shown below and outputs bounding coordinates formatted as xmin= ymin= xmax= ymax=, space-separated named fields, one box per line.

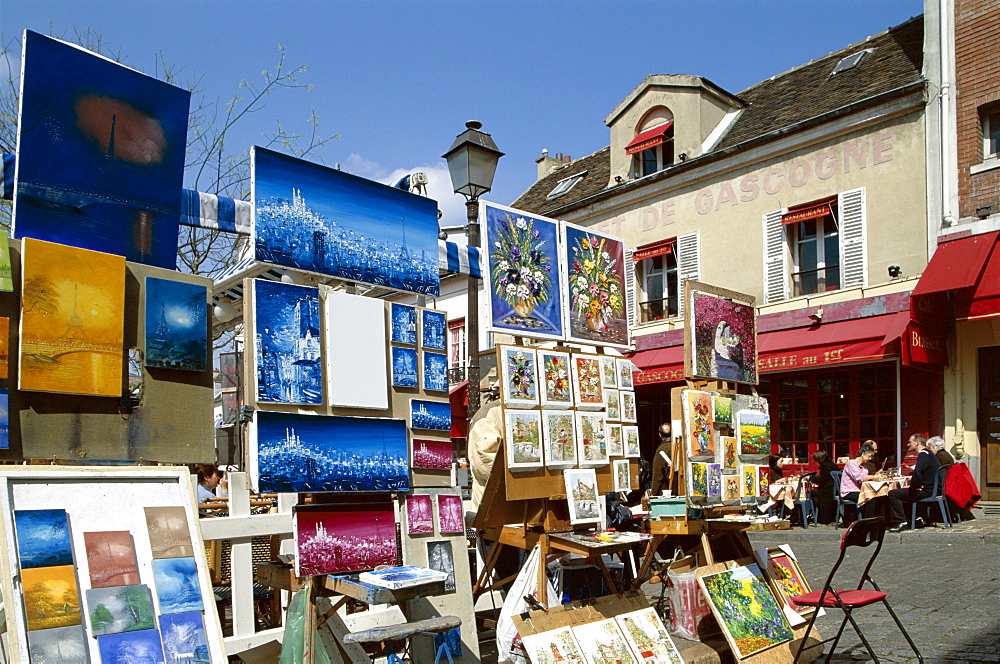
xmin=625 ymin=121 xmax=674 ymax=155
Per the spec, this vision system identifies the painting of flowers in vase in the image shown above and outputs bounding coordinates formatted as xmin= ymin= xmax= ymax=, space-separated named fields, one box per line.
xmin=572 ymin=354 xmax=604 ymax=410
xmin=563 ymin=222 xmax=628 ymax=348
xmin=498 ymin=346 xmax=539 ymax=408
xmin=539 ymin=349 xmax=573 ymax=408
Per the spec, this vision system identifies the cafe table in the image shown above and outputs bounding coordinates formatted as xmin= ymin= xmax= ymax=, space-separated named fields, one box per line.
xmin=858 ymin=475 xmax=909 ymax=506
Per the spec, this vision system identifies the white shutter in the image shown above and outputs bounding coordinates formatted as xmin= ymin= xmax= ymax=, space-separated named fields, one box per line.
xmin=624 ymin=248 xmax=636 ymax=330
xmin=763 ymin=210 xmax=788 ymax=303
xmin=839 ymin=187 xmax=867 ymax=288
xmin=676 ymin=231 xmax=700 ymax=318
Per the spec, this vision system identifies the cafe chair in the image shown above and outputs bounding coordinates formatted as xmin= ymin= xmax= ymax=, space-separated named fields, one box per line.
xmin=792 ymin=517 xmax=923 ymax=664
xmin=831 ymin=471 xmax=858 ymax=529
xmin=910 ymin=465 xmax=951 ymax=530
xmin=781 ymin=472 xmax=817 ymax=528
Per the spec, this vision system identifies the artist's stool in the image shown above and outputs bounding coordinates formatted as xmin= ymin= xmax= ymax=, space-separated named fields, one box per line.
xmin=343 ymin=615 xmax=462 ymax=663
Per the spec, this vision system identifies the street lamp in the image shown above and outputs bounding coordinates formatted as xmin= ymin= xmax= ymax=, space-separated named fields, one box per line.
xmin=443 ymin=120 xmax=504 ymax=418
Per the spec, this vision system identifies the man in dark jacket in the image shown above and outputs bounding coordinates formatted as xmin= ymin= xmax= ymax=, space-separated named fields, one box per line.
xmin=888 ymin=434 xmax=940 ymax=532
xmin=650 ymin=423 xmax=673 ymax=496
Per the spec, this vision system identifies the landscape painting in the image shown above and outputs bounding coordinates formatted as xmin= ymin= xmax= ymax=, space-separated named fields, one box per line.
xmin=21 ymin=565 xmax=81 ymax=631
xmin=482 ymin=202 xmax=564 ymax=341
xmin=563 ymin=222 xmax=629 ymax=348
xmin=144 ymin=277 xmax=207 ymax=371
xmin=391 ymin=346 xmax=418 ymax=388
xmin=14 ymin=31 xmax=188 ymax=268
xmin=571 ymin=617 xmax=637 ymax=664
xmin=390 ymin=303 xmax=417 ymax=345
xmin=616 ymin=607 xmax=684 ymax=664
xmin=412 ymin=438 xmax=452 ymax=470
xmin=144 ymin=507 xmax=194 ymax=559
xmin=151 ymin=557 xmax=204 ymax=614
xmin=293 ymin=501 xmax=397 ymax=575
xmin=14 ymin=509 xmax=73 ymax=568
xmin=563 ymin=468 xmax=601 ymax=526
xmin=84 ymin=530 xmax=140 ymax=588
xmin=159 ymin=611 xmax=209 ymax=664
xmin=499 ymin=345 xmax=539 ymax=408
xmin=253 ymin=146 xmax=439 ymax=295
xmin=253 ymin=279 xmax=322 ymax=405
xmin=714 ymin=396 xmax=734 ymax=426
xmin=27 ymin=625 xmax=87 ymax=662
xmin=86 ymin=584 xmax=156 ymax=635
xmin=605 ymin=389 xmax=621 ymax=421
xmin=572 ymin=354 xmax=604 ymax=410
xmin=686 ymin=281 xmax=758 ymax=385
xmin=600 ymin=355 xmax=618 ymax=388
xmin=423 ymin=351 xmax=448 ymax=392
xmin=542 ymin=410 xmax=577 ymax=468
xmin=505 ymin=409 xmax=543 ymax=471
xmin=576 ymin=411 xmax=608 ymax=467
xmin=97 ymin=628 xmax=165 ymax=664
xmin=621 ymin=390 xmax=637 ymax=423
xmin=255 ymin=411 xmax=409 ymax=492
xmin=19 ymin=238 xmax=125 ymax=397
xmin=426 ymin=540 xmax=456 ymax=592
xmin=436 ymin=494 xmax=464 ymax=534
xmin=699 ymin=564 xmax=794 ymax=658
xmin=738 ymin=409 xmax=771 ymax=456
xmin=410 ymin=399 xmax=451 ymax=432
xmin=421 ymin=309 xmax=447 ymax=350
xmin=406 ymin=494 xmax=433 ymax=535
xmin=539 ymin=349 xmax=573 ymax=408
xmin=521 ymin=626 xmax=585 ymax=664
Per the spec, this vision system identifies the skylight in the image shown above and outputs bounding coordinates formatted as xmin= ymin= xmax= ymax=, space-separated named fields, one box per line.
xmin=546 ymin=171 xmax=587 ymax=199
xmin=832 ymin=48 xmax=875 ymax=75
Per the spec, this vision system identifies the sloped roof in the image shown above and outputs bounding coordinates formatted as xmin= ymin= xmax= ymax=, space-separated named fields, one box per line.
xmin=512 ymin=16 xmax=924 ymax=217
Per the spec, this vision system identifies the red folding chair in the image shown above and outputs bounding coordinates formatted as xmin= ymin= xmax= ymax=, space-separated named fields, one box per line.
xmin=792 ymin=517 xmax=923 ymax=663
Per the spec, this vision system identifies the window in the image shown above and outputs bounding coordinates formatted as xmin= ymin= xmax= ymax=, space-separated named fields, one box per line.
xmin=637 ymin=251 xmax=679 ymax=322
xmin=448 ymin=318 xmax=466 ymax=370
xmin=790 ymin=204 xmax=840 ymax=296
xmin=633 ymin=133 xmax=674 ymax=177
xmin=831 ymin=48 xmax=875 ymax=75
xmin=984 ymin=108 xmax=1000 ymax=160
xmin=626 ymin=232 xmax=699 ymax=326
xmin=547 ymin=171 xmax=587 ymax=199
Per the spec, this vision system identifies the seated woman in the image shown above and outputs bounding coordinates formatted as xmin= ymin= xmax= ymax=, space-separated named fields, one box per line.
xmin=768 ymin=454 xmax=784 ymax=484
xmin=839 ymin=442 xmax=876 ymax=525
xmin=812 ymin=450 xmax=840 ymax=524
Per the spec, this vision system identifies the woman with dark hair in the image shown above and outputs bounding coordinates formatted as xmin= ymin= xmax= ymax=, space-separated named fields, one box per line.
xmin=194 ymin=463 xmax=221 ymax=503
xmin=812 ymin=450 xmax=840 ymax=524
xmin=768 ymin=454 xmax=784 ymax=483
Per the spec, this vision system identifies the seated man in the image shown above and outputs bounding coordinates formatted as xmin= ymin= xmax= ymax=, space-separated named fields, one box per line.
xmin=888 ymin=434 xmax=940 ymax=532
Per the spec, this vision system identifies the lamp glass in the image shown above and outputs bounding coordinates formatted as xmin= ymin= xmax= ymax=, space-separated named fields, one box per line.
xmin=446 ymin=142 xmax=500 ymax=199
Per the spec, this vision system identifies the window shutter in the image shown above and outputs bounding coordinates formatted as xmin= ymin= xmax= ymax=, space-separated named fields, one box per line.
xmin=763 ymin=210 xmax=788 ymax=303
xmin=838 ymin=187 xmax=867 ymax=288
xmin=676 ymin=231 xmax=700 ymax=318
xmin=624 ymin=248 xmax=636 ymax=329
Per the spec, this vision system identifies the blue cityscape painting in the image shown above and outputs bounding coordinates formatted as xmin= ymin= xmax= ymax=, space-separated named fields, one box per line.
xmin=391 ymin=303 xmax=417 ymax=345
xmin=392 ymin=346 xmax=418 ymax=388
xmin=97 ymin=628 xmax=165 ymax=664
xmin=422 ymin=309 xmax=447 ymax=350
xmin=482 ymin=202 xmax=564 ymax=341
xmin=151 ymin=557 xmax=204 ymax=614
xmin=159 ymin=611 xmax=209 ymax=663
xmin=256 ymin=411 xmax=409 ymax=492
xmin=13 ymin=31 xmax=189 ymax=269
xmin=410 ymin=399 xmax=451 ymax=431
xmin=0 ymin=388 xmax=7 ymax=450
xmin=144 ymin=277 xmax=208 ymax=371
xmin=14 ymin=509 xmax=73 ymax=568
xmin=423 ymin=352 xmax=448 ymax=392
xmin=253 ymin=279 xmax=322 ymax=405
xmin=253 ymin=147 xmax=440 ymax=295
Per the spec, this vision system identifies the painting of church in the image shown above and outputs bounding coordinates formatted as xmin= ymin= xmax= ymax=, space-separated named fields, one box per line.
xmin=144 ymin=277 xmax=208 ymax=371
xmin=253 ymin=279 xmax=322 ymax=405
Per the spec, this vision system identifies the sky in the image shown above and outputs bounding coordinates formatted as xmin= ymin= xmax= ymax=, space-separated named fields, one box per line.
xmin=3 ymin=0 xmax=925 ymax=232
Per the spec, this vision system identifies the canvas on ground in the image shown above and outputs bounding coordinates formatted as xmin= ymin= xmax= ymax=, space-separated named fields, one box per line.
xmin=504 ymin=409 xmax=543 ymax=471
xmin=293 ymin=500 xmax=397 ymax=575
xmin=325 ymin=289 xmax=388 ymax=409
xmin=481 ymin=202 xmax=564 ymax=341
xmin=19 ymin=238 xmax=125 ymax=396
xmin=254 ymin=411 xmax=409 ymax=492
xmin=615 ymin=607 xmax=683 ymax=664
xmin=576 ymin=411 xmax=608 ymax=468
xmin=542 ymin=410 xmax=577 ymax=468
xmin=406 ymin=494 xmax=433 ymax=535
xmin=14 ymin=31 xmax=187 ymax=268
xmin=144 ymin=507 xmax=194 ymax=559
xmin=252 ymin=146 xmax=439 ymax=295
xmin=698 ymin=563 xmax=794 ymax=658
xmin=390 ymin=302 xmax=417 ymax=345
xmin=410 ymin=399 xmax=451 ymax=432
xmin=84 ymin=530 xmax=140 ymax=588
xmin=253 ymin=279 xmax=322 ymax=405
xmin=86 ymin=584 xmax=156 ymax=635
xmin=151 ymin=557 xmax=204 ymax=614
xmin=498 ymin=345 xmax=539 ymax=408
xmin=21 ymin=565 xmax=81 ymax=631
xmin=412 ymin=438 xmax=452 ymax=470
xmin=421 ymin=309 xmax=447 ymax=350
xmin=760 ymin=547 xmax=815 ymax=620
xmin=391 ymin=346 xmax=418 ymax=388
xmin=571 ymin=617 xmax=637 ymax=664
xmin=14 ymin=509 xmax=73 ymax=568
xmin=563 ymin=222 xmax=629 ymax=348
xmin=520 ymin=626 xmax=585 ymax=664
xmin=436 ymin=494 xmax=464 ymax=534
xmin=426 ymin=540 xmax=456 ymax=592
xmin=538 ymin=349 xmax=573 ymax=408
xmin=563 ymin=468 xmax=601 ymax=526
xmin=144 ymin=277 xmax=208 ymax=371
xmin=571 ymin=354 xmax=604 ymax=410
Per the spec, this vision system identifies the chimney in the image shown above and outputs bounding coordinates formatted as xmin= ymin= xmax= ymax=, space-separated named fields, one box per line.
xmin=535 ymin=148 xmax=564 ymax=181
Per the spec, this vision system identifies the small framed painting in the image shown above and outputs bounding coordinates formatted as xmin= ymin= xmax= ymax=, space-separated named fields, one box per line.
xmin=690 ymin=462 xmax=709 ymax=497
xmin=722 ymin=436 xmax=738 ymax=470
xmin=563 ymin=468 xmax=601 ymax=526
xmin=421 ymin=309 xmax=447 ymax=350
xmin=740 ymin=464 xmax=759 ymax=498
xmin=412 ymin=439 xmax=452 ymax=470
xmin=714 ymin=396 xmax=733 ymax=426
xmin=605 ymin=389 xmax=621 ymax=421
xmin=600 ymin=355 xmax=618 ymax=389
xmin=504 ymin=409 xmax=543 ymax=471
xmin=422 ymin=351 xmax=448 ymax=392
xmin=538 ymin=349 xmax=574 ymax=409
xmin=406 ymin=495 xmax=433 ymax=535
xmin=623 ymin=425 xmax=640 ymax=458
xmin=707 ymin=463 xmax=722 ymax=498
xmin=390 ymin=303 xmax=417 ymax=345
xmin=620 ymin=390 xmax=637 ymax=423
xmin=425 ymin=539 xmax=456 ymax=592
xmin=575 ymin=411 xmax=608 ymax=468
xmin=542 ymin=410 xmax=577 ymax=468
xmin=723 ymin=474 xmax=742 ymax=501
xmin=613 ymin=459 xmax=631 ymax=493
xmin=436 ymin=494 xmax=464 ymax=534
xmin=571 ymin=617 xmax=635 ymax=664
xmin=391 ymin=347 xmax=418 ymax=388
xmin=410 ymin=399 xmax=451 ymax=431
xmin=571 ymin=354 xmax=604 ymax=410
xmin=617 ymin=357 xmax=634 ymax=390
xmin=759 ymin=546 xmax=817 ymax=620
xmin=757 ymin=465 xmax=770 ymax=498
xmin=738 ymin=410 xmax=771 ymax=456
xmin=606 ymin=423 xmax=624 ymax=457
xmin=684 ymin=389 xmax=715 ymax=458
xmin=498 ymin=345 xmax=539 ymax=408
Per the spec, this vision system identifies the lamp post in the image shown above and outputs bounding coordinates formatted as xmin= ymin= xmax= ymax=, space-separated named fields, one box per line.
xmin=443 ymin=121 xmax=503 ymax=419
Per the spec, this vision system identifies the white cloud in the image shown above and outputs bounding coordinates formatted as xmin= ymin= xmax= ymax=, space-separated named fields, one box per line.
xmin=339 ymin=153 xmax=385 ymax=180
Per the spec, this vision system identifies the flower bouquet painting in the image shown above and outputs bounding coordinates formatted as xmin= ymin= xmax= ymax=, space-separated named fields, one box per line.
xmin=685 ymin=281 xmax=758 ymax=385
xmin=572 ymin=354 xmax=604 ymax=410
xmin=539 ymin=350 xmax=573 ymax=408
xmin=563 ymin=223 xmax=629 ymax=348
xmin=499 ymin=346 xmax=539 ymax=409
xmin=683 ymin=390 xmax=715 ymax=457
xmin=483 ymin=202 xmax=563 ymax=340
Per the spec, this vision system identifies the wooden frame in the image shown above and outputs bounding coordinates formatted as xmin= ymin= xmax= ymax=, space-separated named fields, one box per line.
xmin=683 ymin=280 xmax=758 ymax=385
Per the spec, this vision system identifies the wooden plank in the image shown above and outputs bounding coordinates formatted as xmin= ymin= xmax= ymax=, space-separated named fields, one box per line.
xmin=199 ymin=512 xmax=293 ymax=540
xmin=343 ymin=616 xmax=462 ymax=644
xmin=229 ymin=472 xmax=257 ymax=639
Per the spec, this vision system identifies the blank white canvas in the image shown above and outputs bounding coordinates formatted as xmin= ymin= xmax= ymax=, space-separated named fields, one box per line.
xmin=325 ymin=291 xmax=388 ymax=409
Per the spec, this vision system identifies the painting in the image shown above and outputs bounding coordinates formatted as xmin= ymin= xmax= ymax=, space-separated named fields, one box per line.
xmin=723 ymin=475 xmax=742 ymax=501
xmin=14 ymin=31 xmax=187 ymax=268
xmin=576 ymin=411 xmax=608 ymax=468
xmin=87 ymin=584 xmax=156 ymax=635
xmin=538 ymin=349 xmax=573 ymax=408
xmin=613 ymin=459 xmax=631 ymax=492
xmin=144 ymin=277 xmax=207 ymax=371
xmin=406 ymin=495 xmax=434 ymax=535
xmin=151 ymin=557 xmax=204 ymax=614
xmin=698 ymin=564 xmax=794 ymax=658
xmin=144 ymin=507 xmax=194 ymax=559
xmin=253 ymin=279 xmax=322 ymax=405
xmin=426 ymin=540 xmax=456 ymax=592
xmin=19 ymin=238 xmax=125 ymax=397
xmin=542 ymin=410 xmax=577 ymax=468
xmin=738 ymin=410 xmax=771 ymax=456
xmin=623 ymin=426 xmax=640 ymax=458
xmin=740 ymin=465 xmax=758 ymax=499
xmin=621 ymin=390 xmax=637 ymax=424
xmin=758 ymin=465 xmax=771 ymax=498
xmin=0 ymin=388 xmax=7 ymax=451
xmin=391 ymin=346 xmax=418 ymax=387
xmin=571 ymin=617 xmax=637 ymax=664
xmin=410 ymin=399 xmax=451 ymax=432
xmin=714 ymin=396 xmax=734 ymax=426
xmin=600 ymin=356 xmax=618 ymax=388
xmin=293 ymin=501 xmax=396 ymax=576
xmin=0 ymin=233 xmax=10 ymax=292
xmin=421 ymin=309 xmax=447 ymax=350
xmin=0 ymin=316 xmax=7 ymax=378
xmin=499 ymin=345 xmax=539 ymax=408
xmin=571 ymin=354 xmax=604 ymax=410
xmin=436 ymin=494 xmax=464 ymax=534
xmin=563 ymin=468 xmax=601 ymax=526
xmin=412 ymin=438 xmax=452 ymax=470
xmin=253 ymin=146 xmax=439 ymax=295
xmin=684 ymin=390 xmax=715 ymax=457
xmin=14 ymin=509 xmax=73 ymax=568
xmin=617 ymin=358 xmax=634 ymax=390
xmin=21 ymin=565 xmax=81 ymax=631
xmin=685 ymin=281 xmax=758 ymax=385
xmin=390 ymin=303 xmax=417 ymax=345
xmin=505 ymin=409 xmax=543 ymax=471
xmin=707 ymin=463 xmax=722 ymax=498
xmin=722 ymin=436 xmax=738 ymax=470
xmin=97 ymin=628 xmax=165 ymax=664
xmin=27 ymin=625 xmax=87 ymax=663
xmin=423 ymin=351 xmax=448 ymax=392
xmin=690 ymin=462 xmax=709 ymax=497
xmin=84 ymin=531 xmax=140 ymax=588
xmin=325 ymin=289 xmax=388 ymax=409
xmin=760 ymin=548 xmax=815 ymax=619
xmin=616 ymin=607 xmax=684 ymax=664
xmin=562 ymin=222 xmax=629 ymax=348
xmin=255 ymin=411 xmax=409 ymax=492
xmin=159 ymin=611 xmax=209 ymax=664
xmin=605 ymin=389 xmax=621 ymax=421
xmin=607 ymin=422 xmax=624 ymax=457
xmin=482 ymin=201 xmax=564 ymax=341
xmin=520 ymin=626 xmax=585 ymax=664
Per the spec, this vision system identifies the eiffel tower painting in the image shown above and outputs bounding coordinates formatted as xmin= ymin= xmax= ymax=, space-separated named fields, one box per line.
xmin=144 ymin=277 xmax=208 ymax=372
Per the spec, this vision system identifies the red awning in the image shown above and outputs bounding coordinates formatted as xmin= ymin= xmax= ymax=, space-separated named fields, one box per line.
xmin=911 ymin=231 xmax=999 ymax=297
xmin=625 ymin=122 xmax=674 ymax=155
xmin=633 ymin=240 xmax=674 ymax=261
xmin=449 ymin=380 xmax=468 ymax=438
xmin=782 ymin=197 xmax=837 ymax=225
xmin=631 ymin=346 xmax=684 ymax=385
xmin=955 ymin=235 xmax=1000 ymax=320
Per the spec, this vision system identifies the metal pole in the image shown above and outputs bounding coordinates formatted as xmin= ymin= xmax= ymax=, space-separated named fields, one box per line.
xmin=466 ymin=198 xmax=481 ymax=418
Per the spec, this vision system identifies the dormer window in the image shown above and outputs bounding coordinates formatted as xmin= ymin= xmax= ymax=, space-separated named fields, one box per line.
xmin=546 ymin=171 xmax=587 ymax=199
xmin=626 ymin=120 xmax=674 ymax=178
xmin=832 ymin=48 xmax=875 ymax=75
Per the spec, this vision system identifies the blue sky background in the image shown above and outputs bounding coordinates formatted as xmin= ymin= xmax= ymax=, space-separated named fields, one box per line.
xmin=4 ymin=1 xmax=924 ymax=231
